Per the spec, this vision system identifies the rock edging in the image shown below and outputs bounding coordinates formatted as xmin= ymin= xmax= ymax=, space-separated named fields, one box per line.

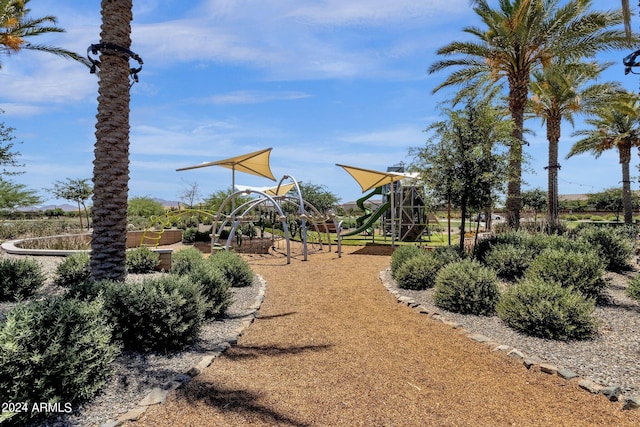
xmin=101 ymin=276 xmax=268 ymax=427
xmin=378 ymin=269 xmax=640 ymax=411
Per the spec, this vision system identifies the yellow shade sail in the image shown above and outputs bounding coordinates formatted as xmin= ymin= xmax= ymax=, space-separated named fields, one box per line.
xmin=336 ymin=164 xmax=409 ymax=193
xmin=177 ymin=148 xmax=276 ymax=181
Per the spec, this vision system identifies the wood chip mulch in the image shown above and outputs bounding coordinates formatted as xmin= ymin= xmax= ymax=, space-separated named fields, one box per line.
xmin=131 ymin=245 xmax=640 ymax=426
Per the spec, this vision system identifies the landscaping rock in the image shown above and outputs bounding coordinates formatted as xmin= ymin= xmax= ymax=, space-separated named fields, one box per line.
xmin=601 ymin=385 xmax=622 ymax=402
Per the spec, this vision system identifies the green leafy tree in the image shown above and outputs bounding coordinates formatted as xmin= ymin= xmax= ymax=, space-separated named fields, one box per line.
xmin=521 ymin=188 xmax=547 ymax=222
xmin=0 ymin=179 xmax=41 ymax=212
xmin=90 ymin=0 xmax=133 ymax=281
xmin=529 ymin=60 xmax=623 ymax=227
xmin=0 ymin=116 xmax=23 ymax=178
xmin=298 ymin=182 xmax=339 ymax=214
xmin=49 ymin=178 xmax=92 ymax=229
xmin=202 ymin=188 xmax=253 ymax=214
xmin=587 ymin=188 xmax=640 ymax=220
xmin=567 ymin=91 xmax=640 ymax=224
xmin=410 ymin=96 xmax=510 ymax=252
xmin=429 ymin=0 xmax=629 ymax=229
xmin=0 ymin=0 xmax=89 ymax=68
xmin=128 ymin=196 xmax=165 ymax=218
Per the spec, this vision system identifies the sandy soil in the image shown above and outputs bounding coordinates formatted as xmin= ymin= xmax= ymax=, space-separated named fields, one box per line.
xmin=131 ymin=245 xmax=640 ymax=427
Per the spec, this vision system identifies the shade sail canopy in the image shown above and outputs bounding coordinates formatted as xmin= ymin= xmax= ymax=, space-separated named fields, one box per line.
xmin=235 ymin=183 xmax=295 ymax=197
xmin=176 ymin=148 xmax=276 ymax=181
xmin=336 ymin=164 xmax=410 ymax=193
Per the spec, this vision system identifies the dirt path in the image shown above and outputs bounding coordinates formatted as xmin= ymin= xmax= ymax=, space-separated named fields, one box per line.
xmin=132 ymin=246 xmax=640 ymax=426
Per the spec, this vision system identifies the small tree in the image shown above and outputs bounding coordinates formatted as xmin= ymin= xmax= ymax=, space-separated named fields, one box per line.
xmin=0 ymin=179 xmax=41 ymax=213
xmin=298 ymin=182 xmax=340 ymax=214
xmin=49 ymin=178 xmax=92 ymax=229
xmin=0 ymin=117 xmax=24 ymax=179
xmin=521 ymin=188 xmax=547 ymax=222
xmin=587 ymin=188 xmax=640 ymax=221
xmin=178 ymin=179 xmax=201 ymax=209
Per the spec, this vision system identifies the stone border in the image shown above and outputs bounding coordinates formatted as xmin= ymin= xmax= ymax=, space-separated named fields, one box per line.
xmin=379 ymin=269 xmax=640 ymax=411
xmin=100 ymin=276 xmax=268 ymax=427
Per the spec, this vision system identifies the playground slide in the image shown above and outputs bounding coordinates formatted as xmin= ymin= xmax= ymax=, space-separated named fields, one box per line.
xmin=341 ymin=201 xmax=390 ymax=237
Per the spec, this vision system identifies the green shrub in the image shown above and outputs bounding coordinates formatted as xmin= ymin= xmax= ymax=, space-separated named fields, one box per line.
xmin=182 ymin=227 xmax=197 ymax=243
xmin=433 ymin=260 xmax=500 ymax=315
xmin=76 ymin=276 xmax=205 ymax=352
xmin=395 ymin=254 xmax=441 ymax=290
xmin=483 ymin=244 xmax=535 ymax=281
xmin=390 ymin=245 xmax=424 ymax=278
xmin=626 ymin=275 xmax=640 ymax=301
xmin=0 ymin=258 xmax=45 ymax=302
xmin=497 ymin=278 xmax=598 ymax=340
xmin=54 ymin=252 xmax=90 ymax=286
xmin=430 ymin=245 xmax=463 ymax=266
xmin=0 ymin=297 xmax=118 ymax=425
xmin=207 ymin=250 xmax=254 ymax=287
xmin=171 ymin=247 xmax=205 ymax=276
xmin=525 ymin=248 xmax=607 ymax=300
xmin=126 ymin=246 xmax=160 ymax=273
xmin=475 ymin=231 xmax=531 ymax=263
xmin=188 ymin=263 xmax=232 ymax=318
xmin=575 ymin=226 xmax=635 ymax=272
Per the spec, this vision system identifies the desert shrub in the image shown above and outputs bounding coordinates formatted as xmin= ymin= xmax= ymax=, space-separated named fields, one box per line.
xmin=483 ymin=244 xmax=535 ymax=281
xmin=390 ymin=245 xmax=424 ymax=278
xmin=525 ymin=248 xmax=607 ymax=300
xmin=182 ymin=227 xmax=197 ymax=243
xmin=575 ymin=225 xmax=635 ymax=272
xmin=77 ymin=276 xmax=205 ymax=352
xmin=0 ymin=258 xmax=45 ymax=302
xmin=171 ymin=247 xmax=205 ymax=276
xmin=126 ymin=246 xmax=160 ymax=273
xmin=433 ymin=260 xmax=500 ymax=315
xmin=395 ymin=254 xmax=441 ymax=290
xmin=626 ymin=275 xmax=640 ymax=301
xmin=54 ymin=252 xmax=90 ymax=286
xmin=188 ymin=263 xmax=232 ymax=318
xmin=207 ymin=250 xmax=254 ymax=287
xmin=0 ymin=296 xmax=118 ymax=425
xmin=474 ymin=231 xmax=531 ymax=263
xmin=431 ymin=245 xmax=463 ymax=266
xmin=497 ymin=278 xmax=598 ymax=340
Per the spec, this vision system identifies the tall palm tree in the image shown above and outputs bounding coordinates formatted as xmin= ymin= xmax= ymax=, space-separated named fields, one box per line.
xmin=90 ymin=0 xmax=133 ymax=281
xmin=622 ymin=0 xmax=632 ymax=44
xmin=0 ymin=0 xmax=87 ymax=68
xmin=567 ymin=91 xmax=640 ymax=224
xmin=529 ymin=60 xmax=623 ymax=228
xmin=429 ymin=0 xmax=628 ymax=229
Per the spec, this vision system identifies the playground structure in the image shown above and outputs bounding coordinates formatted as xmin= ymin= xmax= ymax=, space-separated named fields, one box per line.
xmin=337 ymin=164 xmax=431 ymax=246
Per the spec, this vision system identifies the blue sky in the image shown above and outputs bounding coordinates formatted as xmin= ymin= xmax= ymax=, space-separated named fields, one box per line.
xmin=0 ymin=0 xmax=637 ymax=208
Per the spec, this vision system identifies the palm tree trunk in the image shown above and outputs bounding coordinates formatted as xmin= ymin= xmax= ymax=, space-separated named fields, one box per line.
xmin=620 ymin=144 xmax=633 ymax=224
xmin=505 ymin=74 xmax=528 ymax=229
xmin=90 ymin=0 xmax=133 ymax=281
xmin=546 ymin=116 xmax=561 ymax=229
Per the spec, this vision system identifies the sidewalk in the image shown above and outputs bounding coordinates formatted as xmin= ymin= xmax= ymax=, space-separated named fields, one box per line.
xmin=132 ymin=246 xmax=640 ymax=426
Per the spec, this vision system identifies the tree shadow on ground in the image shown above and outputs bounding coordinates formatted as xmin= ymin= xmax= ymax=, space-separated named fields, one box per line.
xmin=224 ymin=343 xmax=333 ymax=361
xmin=255 ymin=311 xmax=297 ymax=320
xmin=184 ymin=381 xmax=310 ymax=427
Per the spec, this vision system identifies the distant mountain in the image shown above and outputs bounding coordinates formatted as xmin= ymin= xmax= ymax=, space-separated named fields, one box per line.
xmin=153 ymin=198 xmax=180 ymax=208
xmin=39 ymin=204 xmax=78 ymax=212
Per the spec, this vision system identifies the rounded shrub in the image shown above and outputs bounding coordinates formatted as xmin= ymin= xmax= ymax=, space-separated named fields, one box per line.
xmin=497 ymin=278 xmax=598 ymax=340
xmin=207 ymin=250 xmax=254 ymax=288
xmin=483 ymin=243 xmax=534 ymax=281
xmin=626 ymin=275 xmax=640 ymax=301
xmin=182 ymin=227 xmax=197 ymax=244
xmin=92 ymin=276 xmax=205 ymax=352
xmin=430 ymin=245 xmax=463 ymax=266
xmin=525 ymin=248 xmax=607 ymax=300
xmin=390 ymin=245 xmax=424 ymax=278
xmin=0 ymin=296 xmax=118 ymax=425
xmin=433 ymin=259 xmax=500 ymax=315
xmin=125 ymin=246 xmax=160 ymax=273
xmin=474 ymin=230 xmax=531 ymax=263
xmin=54 ymin=252 xmax=90 ymax=286
xmin=171 ymin=247 xmax=205 ymax=276
xmin=188 ymin=263 xmax=232 ymax=318
xmin=0 ymin=258 xmax=45 ymax=302
xmin=575 ymin=225 xmax=635 ymax=272
xmin=395 ymin=254 xmax=441 ymax=290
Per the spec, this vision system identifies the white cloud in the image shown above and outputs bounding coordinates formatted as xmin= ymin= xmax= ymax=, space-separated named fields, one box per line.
xmin=206 ymin=90 xmax=311 ymax=105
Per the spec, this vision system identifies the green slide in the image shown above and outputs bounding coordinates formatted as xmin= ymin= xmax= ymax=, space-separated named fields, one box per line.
xmin=341 ymin=200 xmax=390 ymax=237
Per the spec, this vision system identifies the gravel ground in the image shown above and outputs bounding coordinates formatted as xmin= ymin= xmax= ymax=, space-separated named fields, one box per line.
xmin=0 ymin=252 xmax=265 ymax=427
xmin=385 ymin=268 xmax=640 ymax=398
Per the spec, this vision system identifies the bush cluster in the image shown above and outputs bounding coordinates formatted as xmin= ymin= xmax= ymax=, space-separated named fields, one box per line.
xmin=54 ymin=252 xmax=91 ymax=286
xmin=171 ymin=247 xmax=205 ymax=276
xmin=188 ymin=263 xmax=232 ymax=318
xmin=125 ymin=246 xmax=160 ymax=273
xmin=433 ymin=260 xmax=500 ymax=316
xmin=483 ymin=243 xmax=534 ymax=281
xmin=497 ymin=278 xmax=598 ymax=341
xmin=574 ymin=226 xmax=635 ymax=272
xmin=390 ymin=245 xmax=424 ymax=278
xmin=207 ymin=250 xmax=254 ymax=287
xmin=0 ymin=297 xmax=118 ymax=425
xmin=395 ymin=254 xmax=441 ymax=290
xmin=0 ymin=258 xmax=45 ymax=302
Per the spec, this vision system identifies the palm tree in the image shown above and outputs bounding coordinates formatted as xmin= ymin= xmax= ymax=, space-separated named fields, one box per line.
xmin=0 ymin=0 xmax=87 ymax=68
xmin=529 ymin=60 xmax=623 ymax=228
xmin=622 ymin=0 xmax=632 ymax=44
xmin=567 ymin=91 xmax=640 ymax=224
xmin=90 ymin=0 xmax=133 ymax=281
xmin=429 ymin=0 xmax=628 ymax=229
